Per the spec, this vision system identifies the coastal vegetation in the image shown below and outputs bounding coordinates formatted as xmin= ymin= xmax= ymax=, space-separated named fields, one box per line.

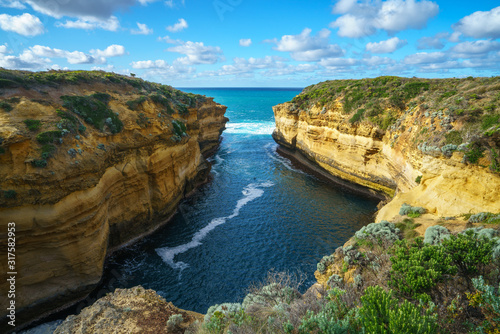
xmin=196 ymin=221 xmax=500 ymax=334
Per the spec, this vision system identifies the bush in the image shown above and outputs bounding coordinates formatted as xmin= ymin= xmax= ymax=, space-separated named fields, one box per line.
xmin=36 ymin=131 xmax=62 ymax=144
xmin=4 ymin=190 xmax=17 ymax=199
xmin=172 ymin=119 xmax=187 ymax=137
xmin=359 ymin=286 xmax=437 ymax=334
xmin=299 ymin=288 xmax=359 ymax=334
xmin=23 ymin=119 xmax=42 ymax=131
xmin=61 ymin=95 xmax=122 ymax=133
xmin=415 ymin=175 xmax=422 ymax=184
xmin=31 ymin=159 xmax=48 ymax=168
xmin=441 ymin=230 xmax=496 ymax=277
xmin=423 ymin=225 xmax=450 ymax=245
xmin=465 ymin=143 xmax=485 ymax=164
xmin=349 ymin=108 xmax=365 ymax=123
xmin=126 ymin=96 xmax=147 ymax=110
xmin=166 ymin=314 xmax=183 ymax=331
xmin=468 ymin=276 xmax=500 ymax=332
xmin=444 ymin=130 xmax=463 ymax=145
xmin=355 ymin=221 xmax=400 ymax=244
xmin=242 ymin=283 xmax=299 ymax=309
xmin=0 ymin=101 xmax=13 ymax=112
xmin=399 ymin=203 xmax=426 ymax=217
xmin=390 ymin=238 xmax=456 ymax=300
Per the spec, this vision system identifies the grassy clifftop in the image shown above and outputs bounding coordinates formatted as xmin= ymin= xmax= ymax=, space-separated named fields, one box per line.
xmin=288 ymin=76 xmax=500 ymax=172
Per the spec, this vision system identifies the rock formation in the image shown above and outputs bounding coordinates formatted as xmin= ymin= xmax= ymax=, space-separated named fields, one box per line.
xmin=273 ymin=77 xmax=500 ymax=221
xmin=0 ymin=70 xmax=227 ymax=331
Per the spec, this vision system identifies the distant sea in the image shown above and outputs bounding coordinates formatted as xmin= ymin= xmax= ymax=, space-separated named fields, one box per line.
xmin=22 ymin=88 xmax=378 ymax=333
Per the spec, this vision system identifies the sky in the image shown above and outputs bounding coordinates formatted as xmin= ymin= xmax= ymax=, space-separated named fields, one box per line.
xmin=0 ymin=0 xmax=499 ymax=87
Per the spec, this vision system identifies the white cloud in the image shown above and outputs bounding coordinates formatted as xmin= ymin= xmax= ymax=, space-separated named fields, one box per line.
xmin=366 ymin=37 xmax=407 ymax=53
xmin=403 ymin=51 xmax=447 ymax=65
xmin=131 ymin=59 xmax=171 ymax=69
xmin=166 ymin=18 xmax=188 ymax=32
xmin=165 ymin=0 xmax=185 ymax=8
xmin=362 ymin=56 xmax=396 ymax=66
xmin=0 ymin=1 xmax=25 ymax=9
xmin=319 ymin=57 xmax=358 ymax=67
xmin=451 ymin=40 xmax=500 ymax=55
xmin=168 ymin=41 xmax=224 ymax=65
xmin=0 ymin=44 xmax=8 ymax=54
xmin=131 ymin=22 xmax=153 ymax=35
xmin=0 ymin=13 xmax=44 ymax=36
xmin=56 ymin=16 xmax=120 ymax=31
xmin=23 ymin=0 xmax=135 ymax=19
xmin=91 ymin=44 xmax=126 ymax=57
xmin=330 ymin=0 xmax=439 ymax=38
xmin=201 ymin=56 xmax=288 ymax=77
xmin=130 ymin=58 xmax=194 ymax=80
xmin=239 ymin=38 xmax=252 ymax=47
xmin=454 ymin=6 xmax=500 ymax=39
xmin=272 ymin=28 xmax=343 ymax=61
xmin=29 ymin=45 xmax=101 ymax=64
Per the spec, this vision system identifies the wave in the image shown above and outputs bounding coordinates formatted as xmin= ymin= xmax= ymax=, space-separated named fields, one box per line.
xmin=264 ymin=143 xmax=306 ymax=174
xmin=224 ymin=122 xmax=276 ymax=135
xmin=155 ymin=181 xmax=275 ymax=271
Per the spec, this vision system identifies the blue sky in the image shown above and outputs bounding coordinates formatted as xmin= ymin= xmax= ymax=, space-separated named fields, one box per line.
xmin=0 ymin=0 xmax=499 ymax=87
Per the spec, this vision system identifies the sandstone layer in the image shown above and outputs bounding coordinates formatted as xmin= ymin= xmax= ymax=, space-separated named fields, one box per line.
xmin=273 ymin=78 xmax=500 ymax=222
xmin=0 ymin=71 xmax=227 ymax=331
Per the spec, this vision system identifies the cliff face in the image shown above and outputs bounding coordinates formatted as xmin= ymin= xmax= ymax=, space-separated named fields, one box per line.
xmin=273 ymin=77 xmax=500 ymax=221
xmin=0 ymin=71 xmax=227 ymax=330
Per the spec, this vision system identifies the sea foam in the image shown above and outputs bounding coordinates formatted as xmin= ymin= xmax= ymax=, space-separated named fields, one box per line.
xmin=155 ymin=182 xmax=274 ymax=270
xmin=224 ymin=122 xmax=275 ymax=135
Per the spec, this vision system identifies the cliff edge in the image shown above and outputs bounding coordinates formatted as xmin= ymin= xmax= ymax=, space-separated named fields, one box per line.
xmin=0 ymin=70 xmax=227 ymax=331
xmin=273 ymin=76 xmax=500 ymax=222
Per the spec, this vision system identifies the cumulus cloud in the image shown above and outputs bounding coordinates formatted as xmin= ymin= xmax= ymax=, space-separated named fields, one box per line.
xmin=166 ymin=18 xmax=188 ymax=32
xmin=403 ymin=51 xmax=447 ymax=65
xmin=272 ymin=28 xmax=343 ymax=61
xmin=91 ymin=44 xmax=126 ymax=57
xmin=365 ymin=37 xmax=407 ymax=53
xmin=239 ymin=38 xmax=252 ymax=47
xmin=330 ymin=0 xmax=439 ymax=38
xmin=56 ymin=16 xmax=120 ymax=31
xmin=0 ymin=13 xmax=44 ymax=36
xmin=131 ymin=22 xmax=153 ymax=35
xmin=168 ymin=41 xmax=224 ymax=65
xmin=451 ymin=40 xmax=500 ymax=55
xmin=454 ymin=6 xmax=500 ymax=39
xmin=29 ymin=45 xmax=101 ymax=64
xmin=319 ymin=57 xmax=358 ymax=67
xmin=22 ymin=0 xmax=135 ymax=19
xmin=130 ymin=58 xmax=194 ymax=80
xmin=131 ymin=59 xmax=171 ymax=69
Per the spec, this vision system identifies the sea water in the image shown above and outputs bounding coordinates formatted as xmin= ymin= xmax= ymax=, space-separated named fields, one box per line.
xmin=22 ymin=89 xmax=379 ymax=332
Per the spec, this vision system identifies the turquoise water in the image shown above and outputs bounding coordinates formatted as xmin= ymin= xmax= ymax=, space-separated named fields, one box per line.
xmin=25 ymin=89 xmax=379 ymax=331
xmin=92 ymin=88 xmax=379 ymax=314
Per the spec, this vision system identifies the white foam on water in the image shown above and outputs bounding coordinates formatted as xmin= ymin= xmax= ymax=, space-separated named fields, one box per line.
xmin=264 ymin=143 xmax=306 ymax=174
xmin=155 ymin=182 xmax=274 ymax=271
xmin=224 ymin=122 xmax=276 ymax=135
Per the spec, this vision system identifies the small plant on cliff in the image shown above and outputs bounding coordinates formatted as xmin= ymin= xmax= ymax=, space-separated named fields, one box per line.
xmin=126 ymin=96 xmax=147 ymax=110
xmin=0 ymin=100 xmax=13 ymax=112
xmin=359 ymin=286 xmax=437 ymax=334
xmin=166 ymin=314 xmax=183 ymax=331
xmin=3 ymin=190 xmax=17 ymax=199
xmin=399 ymin=203 xmax=426 ymax=218
xmin=464 ymin=142 xmax=485 ymax=164
xmin=423 ymin=225 xmax=450 ymax=245
xmin=467 ymin=276 xmax=500 ymax=333
xmin=23 ymin=119 xmax=42 ymax=132
xmin=415 ymin=175 xmax=422 ymax=184
xmin=172 ymin=119 xmax=187 ymax=137
xmin=31 ymin=159 xmax=48 ymax=168
xmin=36 ymin=130 xmax=63 ymax=144
xmin=355 ymin=221 xmax=401 ymax=246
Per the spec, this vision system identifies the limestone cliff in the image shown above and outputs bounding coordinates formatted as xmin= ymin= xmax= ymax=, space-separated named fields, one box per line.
xmin=273 ymin=77 xmax=500 ymax=221
xmin=0 ymin=70 xmax=227 ymax=331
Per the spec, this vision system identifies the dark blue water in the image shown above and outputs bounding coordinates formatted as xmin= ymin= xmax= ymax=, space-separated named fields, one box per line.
xmin=92 ymin=88 xmax=379 ymax=313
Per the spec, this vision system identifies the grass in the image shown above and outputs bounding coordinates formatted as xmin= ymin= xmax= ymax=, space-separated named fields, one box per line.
xmin=23 ymin=119 xmax=42 ymax=132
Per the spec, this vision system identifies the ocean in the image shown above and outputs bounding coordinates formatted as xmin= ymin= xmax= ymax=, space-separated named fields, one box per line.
xmin=22 ymin=88 xmax=378 ymax=333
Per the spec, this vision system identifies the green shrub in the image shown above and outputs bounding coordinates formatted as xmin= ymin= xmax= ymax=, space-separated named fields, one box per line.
xmin=481 ymin=114 xmax=499 ymax=130
xmin=126 ymin=96 xmax=147 ymax=110
xmin=0 ymin=147 xmax=5 ymax=154
xmin=4 ymin=190 xmax=17 ymax=199
xmin=91 ymin=92 xmax=111 ymax=104
xmin=36 ymin=131 xmax=62 ymax=144
xmin=390 ymin=238 xmax=456 ymax=300
xmin=0 ymin=101 xmax=13 ymax=112
xmin=299 ymin=288 xmax=360 ymax=334
xmin=469 ymin=276 xmax=500 ymax=332
xmin=359 ymin=286 xmax=437 ymax=334
xmin=355 ymin=221 xmax=400 ymax=244
xmin=441 ymin=230 xmax=496 ymax=277
xmin=399 ymin=203 xmax=426 ymax=217
xmin=465 ymin=143 xmax=485 ymax=164
xmin=61 ymin=95 xmax=122 ymax=133
xmin=172 ymin=119 xmax=187 ymax=137
xmin=242 ymin=283 xmax=299 ymax=309
xmin=415 ymin=175 xmax=422 ymax=184
xmin=349 ymin=108 xmax=365 ymax=123
xmin=31 ymin=159 xmax=47 ymax=168
xmin=423 ymin=225 xmax=450 ymax=245
xmin=23 ymin=119 xmax=42 ymax=131
xmin=317 ymin=254 xmax=335 ymax=274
